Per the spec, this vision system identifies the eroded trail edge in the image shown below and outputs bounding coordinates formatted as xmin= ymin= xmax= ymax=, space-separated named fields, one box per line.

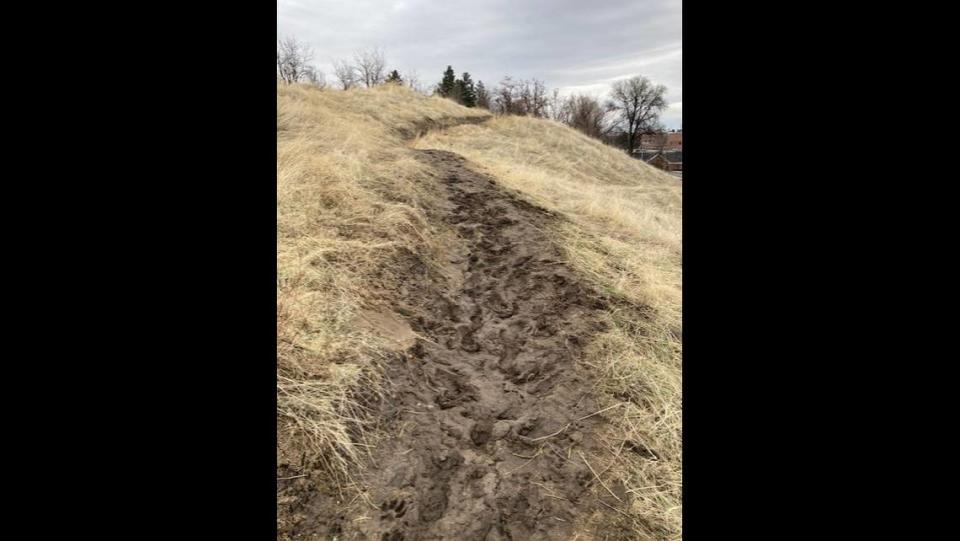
xmin=291 ymin=150 xmax=621 ymax=540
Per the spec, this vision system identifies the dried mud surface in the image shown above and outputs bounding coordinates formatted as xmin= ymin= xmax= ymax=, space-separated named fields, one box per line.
xmin=279 ymin=150 xmax=624 ymax=540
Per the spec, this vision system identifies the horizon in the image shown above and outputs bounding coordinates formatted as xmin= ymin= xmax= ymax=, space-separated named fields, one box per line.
xmin=278 ymin=0 xmax=682 ymax=129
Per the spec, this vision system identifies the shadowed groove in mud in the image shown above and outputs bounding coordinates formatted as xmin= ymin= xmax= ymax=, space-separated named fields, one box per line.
xmin=288 ymin=150 xmax=625 ymax=540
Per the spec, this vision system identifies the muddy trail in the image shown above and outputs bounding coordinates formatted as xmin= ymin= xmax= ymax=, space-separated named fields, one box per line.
xmin=281 ymin=150 xmax=626 ymax=540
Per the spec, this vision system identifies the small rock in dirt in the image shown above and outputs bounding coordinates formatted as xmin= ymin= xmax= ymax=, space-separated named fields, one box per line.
xmin=492 ymin=421 xmax=512 ymax=440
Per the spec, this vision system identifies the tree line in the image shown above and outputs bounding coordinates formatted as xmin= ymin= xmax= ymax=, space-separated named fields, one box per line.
xmin=278 ymin=36 xmax=672 ymax=155
xmin=277 ymin=37 xmax=426 ymax=93
xmin=432 ymin=64 xmax=670 ymax=155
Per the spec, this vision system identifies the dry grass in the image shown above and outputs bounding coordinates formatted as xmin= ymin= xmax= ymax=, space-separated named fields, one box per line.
xmin=415 ymin=116 xmax=682 ymax=539
xmin=277 ymin=83 xmax=681 ymax=539
xmin=277 ymin=83 xmax=489 ymax=481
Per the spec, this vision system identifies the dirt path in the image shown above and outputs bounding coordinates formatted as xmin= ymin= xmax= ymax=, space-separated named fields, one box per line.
xmin=283 ymin=150 xmax=621 ymax=540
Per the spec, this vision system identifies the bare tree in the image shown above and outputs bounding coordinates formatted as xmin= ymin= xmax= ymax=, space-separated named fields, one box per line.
xmin=515 ymin=79 xmax=548 ymax=117
xmin=353 ymin=47 xmax=387 ymax=88
xmin=493 ymin=77 xmax=550 ymax=117
xmin=302 ymin=66 xmax=327 ymax=89
xmin=493 ymin=76 xmax=517 ymax=115
xmin=547 ymin=89 xmax=568 ymax=123
xmin=332 ymin=59 xmax=358 ymax=90
xmin=607 ymin=76 xmax=668 ymax=154
xmin=527 ymin=79 xmax=549 ymax=118
xmin=517 ymin=81 xmax=533 ymax=115
xmin=405 ymin=69 xmax=427 ymax=94
xmin=564 ymin=94 xmax=612 ymax=139
xmin=277 ymin=36 xmax=317 ymax=85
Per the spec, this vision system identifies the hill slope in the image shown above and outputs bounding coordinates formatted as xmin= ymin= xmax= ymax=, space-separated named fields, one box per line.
xmin=277 ymin=84 xmax=681 ymax=540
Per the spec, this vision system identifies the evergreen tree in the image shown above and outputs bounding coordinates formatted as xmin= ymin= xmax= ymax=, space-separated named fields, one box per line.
xmin=451 ymin=77 xmax=464 ymax=104
xmin=439 ymin=66 xmax=456 ymax=97
xmin=385 ymin=70 xmax=402 ymax=84
xmin=459 ymin=72 xmax=477 ymax=107
xmin=476 ymin=81 xmax=490 ymax=110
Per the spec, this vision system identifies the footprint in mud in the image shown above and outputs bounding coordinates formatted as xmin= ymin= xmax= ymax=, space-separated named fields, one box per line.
xmin=487 ymin=291 xmax=516 ymax=318
xmin=435 ymin=375 xmax=478 ymax=409
xmin=458 ymin=325 xmax=481 ymax=352
xmin=418 ymin=487 xmax=448 ymax=523
xmin=533 ymin=314 xmax=557 ymax=337
xmin=470 ymin=419 xmax=494 ymax=446
xmin=380 ymin=499 xmax=408 ymax=520
xmin=379 ymin=499 xmax=408 ymax=541
xmin=498 ymin=340 xmax=520 ymax=366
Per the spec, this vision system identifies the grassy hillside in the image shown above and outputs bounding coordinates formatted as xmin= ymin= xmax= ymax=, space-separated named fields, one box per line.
xmin=277 ymin=83 xmax=681 ymax=539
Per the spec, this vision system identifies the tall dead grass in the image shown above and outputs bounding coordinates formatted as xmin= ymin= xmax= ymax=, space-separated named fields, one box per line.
xmin=278 ymin=83 xmax=681 ymax=539
xmin=415 ymin=116 xmax=682 ymax=540
xmin=277 ymin=83 xmax=488 ymax=481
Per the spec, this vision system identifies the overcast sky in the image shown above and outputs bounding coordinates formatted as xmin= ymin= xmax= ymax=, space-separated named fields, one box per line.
xmin=278 ymin=0 xmax=682 ymax=128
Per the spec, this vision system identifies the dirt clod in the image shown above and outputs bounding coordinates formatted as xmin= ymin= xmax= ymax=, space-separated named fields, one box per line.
xmin=492 ymin=421 xmax=512 ymax=440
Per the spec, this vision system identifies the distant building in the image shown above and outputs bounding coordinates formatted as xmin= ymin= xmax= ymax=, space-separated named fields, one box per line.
xmin=639 ymin=130 xmax=682 ymax=151
xmin=633 ymin=149 xmax=682 ymax=172
xmin=633 ymin=149 xmax=661 ymax=161
xmin=648 ymin=150 xmax=682 ymax=172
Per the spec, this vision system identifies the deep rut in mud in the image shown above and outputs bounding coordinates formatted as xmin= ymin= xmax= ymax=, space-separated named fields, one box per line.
xmin=284 ymin=150 xmax=623 ymax=540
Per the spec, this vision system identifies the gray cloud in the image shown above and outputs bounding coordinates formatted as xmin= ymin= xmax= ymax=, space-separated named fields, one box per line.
xmin=279 ymin=0 xmax=682 ymax=128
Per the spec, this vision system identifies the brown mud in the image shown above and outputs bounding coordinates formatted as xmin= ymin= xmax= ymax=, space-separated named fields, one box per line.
xmin=279 ymin=150 xmax=626 ymax=540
